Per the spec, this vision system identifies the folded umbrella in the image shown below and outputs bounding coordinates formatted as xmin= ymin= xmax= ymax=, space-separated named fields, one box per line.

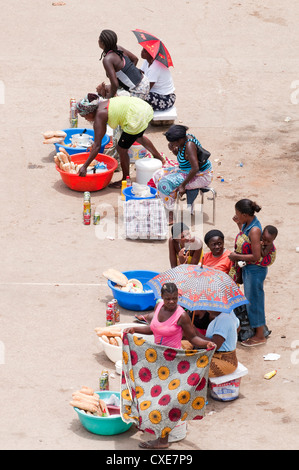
xmin=147 ymin=264 xmax=248 ymax=313
xmin=132 ymin=29 xmax=173 ymax=68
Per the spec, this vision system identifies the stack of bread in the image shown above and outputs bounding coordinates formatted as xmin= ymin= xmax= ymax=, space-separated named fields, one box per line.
xmin=42 ymin=130 xmax=67 ymax=144
xmin=70 ymin=386 xmax=110 ymax=416
xmin=95 ymin=326 xmax=122 ymax=347
xmin=54 ymin=147 xmax=97 ymax=174
xmin=102 ymin=268 xmax=144 ymax=293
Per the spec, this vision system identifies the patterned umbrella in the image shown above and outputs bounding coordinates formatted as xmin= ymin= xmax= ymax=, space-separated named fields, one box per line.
xmin=132 ymin=29 xmax=173 ymax=68
xmin=147 ymin=264 xmax=248 ymax=313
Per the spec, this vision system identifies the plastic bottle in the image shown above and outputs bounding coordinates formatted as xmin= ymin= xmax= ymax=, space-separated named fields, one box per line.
xmin=126 ymin=176 xmax=132 ymax=187
xmin=83 ymin=193 xmax=91 ymax=225
xmin=70 ymin=98 xmax=78 ymax=128
xmin=99 ymin=369 xmax=109 ymax=390
xmin=264 ymin=370 xmax=277 ymax=380
xmin=121 ymin=180 xmax=127 ymax=200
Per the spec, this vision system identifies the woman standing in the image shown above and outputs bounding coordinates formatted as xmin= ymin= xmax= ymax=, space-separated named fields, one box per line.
xmin=76 ymin=93 xmax=164 ymax=185
xmin=153 ymin=125 xmax=213 ymax=224
xmin=229 ymin=199 xmax=267 ymax=346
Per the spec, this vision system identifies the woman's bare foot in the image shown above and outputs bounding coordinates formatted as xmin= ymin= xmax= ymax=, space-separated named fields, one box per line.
xmin=139 ymin=437 xmax=169 ymax=449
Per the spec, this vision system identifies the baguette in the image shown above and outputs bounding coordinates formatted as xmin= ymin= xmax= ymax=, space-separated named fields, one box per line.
xmin=109 ymin=337 xmax=118 ymax=346
xmin=80 ymin=386 xmax=94 ymax=396
xmin=58 ymin=146 xmax=72 ymax=162
xmin=115 ymin=336 xmax=122 ymax=347
xmin=95 ymin=327 xmax=122 ymax=337
xmin=72 ymin=392 xmax=100 ymax=405
xmin=54 ymin=155 xmax=61 ymax=168
xmin=43 ymin=131 xmax=55 ymax=139
xmin=70 ymin=400 xmax=99 ymax=414
xmin=54 ymin=130 xmax=67 ymax=138
xmin=57 ymin=152 xmax=69 ymax=164
xmin=62 ymin=162 xmax=71 ymax=173
xmin=101 ymin=334 xmax=109 ymax=344
xmin=99 ymin=399 xmax=110 ymax=415
xmin=58 ymin=146 xmax=69 ymax=156
xmin=43 ymin=137 xmax=65 ymax=144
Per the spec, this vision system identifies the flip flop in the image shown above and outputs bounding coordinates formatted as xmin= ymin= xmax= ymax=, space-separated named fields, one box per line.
xmin=241 ymin=338 xmax=266 ymax=347
xmin=134 ymin=314 xmax=148 ymax=324
xmin=108 ymin=181 xmax=122 ymax=189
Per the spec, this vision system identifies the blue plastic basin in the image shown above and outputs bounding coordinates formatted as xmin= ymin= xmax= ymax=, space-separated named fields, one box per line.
xmin=54 ymin=128 xmax=109 ymax=155
xmin=123 ymin=186 xmax=157 ymax=201
xmin=107 ymin=270 xmax=159 ymax=311
xmin=74 ymin=391 xmax=132 ymax=435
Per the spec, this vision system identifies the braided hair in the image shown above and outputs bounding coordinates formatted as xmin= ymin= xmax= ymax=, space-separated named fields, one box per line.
xmin=99 ymin=29 xmax=124 ymax=60
xmin=161 ymin=283 xmax=178 ymax=296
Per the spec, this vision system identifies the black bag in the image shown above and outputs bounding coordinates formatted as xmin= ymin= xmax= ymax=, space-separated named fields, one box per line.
xmin=197 ymin=146 xmax=211 ymax=168
xmin=233 ymin=305 xmax=254 ymax=342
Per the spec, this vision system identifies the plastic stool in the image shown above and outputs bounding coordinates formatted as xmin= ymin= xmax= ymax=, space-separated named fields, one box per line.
xmin=200 ymin=187 xmax=217 ymax=225
xmin=151 ymin=106 xmax=177 ymax=126
xmin=184 ymin=187 xmax=217 ymax=224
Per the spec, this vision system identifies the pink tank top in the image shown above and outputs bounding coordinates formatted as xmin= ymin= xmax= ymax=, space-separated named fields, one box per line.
xmin=151 ymin=302 xmax=184 ymax=349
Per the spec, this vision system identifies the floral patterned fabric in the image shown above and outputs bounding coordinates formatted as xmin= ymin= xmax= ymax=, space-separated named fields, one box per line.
xmin=120 ymin=333 xmax=214 ymax=439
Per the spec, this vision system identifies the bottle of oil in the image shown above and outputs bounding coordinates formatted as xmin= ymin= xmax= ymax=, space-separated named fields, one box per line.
xmin=83 ymin=192 xmax=91 ymax=225
xmin=121 ymin=180 xmax=127 ymax=200
xmin=70 ymin=98 xmax=78 ymax=128
xmin=99 ymin=369 xmax=109 ymax=390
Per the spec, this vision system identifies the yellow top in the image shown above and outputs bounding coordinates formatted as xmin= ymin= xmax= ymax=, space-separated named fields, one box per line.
xmin=107 ymin=96 xmax=154 ymax=134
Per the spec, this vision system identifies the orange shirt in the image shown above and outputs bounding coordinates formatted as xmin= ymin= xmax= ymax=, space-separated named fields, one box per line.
xmin=202 ymin=249 xmax=233 ymax=274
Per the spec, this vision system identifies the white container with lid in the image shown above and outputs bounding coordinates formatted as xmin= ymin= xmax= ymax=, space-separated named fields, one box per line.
xmin=135 ymin=157 xmax=162 ymax=185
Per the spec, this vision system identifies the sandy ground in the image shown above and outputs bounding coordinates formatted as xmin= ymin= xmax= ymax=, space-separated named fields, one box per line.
xmin=1 ymin=0 xmax=299 ymax=452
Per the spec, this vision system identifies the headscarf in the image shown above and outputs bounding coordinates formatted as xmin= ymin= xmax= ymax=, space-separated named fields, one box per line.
xmin=164 ymin=124 xmax=189 ymax=142
xmin=76 ymin=93 xmax=101 ymax=116
xmin=204 ymin=229 xmax=224 ymax=246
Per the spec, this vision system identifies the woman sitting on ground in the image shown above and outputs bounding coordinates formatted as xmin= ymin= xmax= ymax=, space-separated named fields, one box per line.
xmin=202 ymin=229 xmax=233 ymax=274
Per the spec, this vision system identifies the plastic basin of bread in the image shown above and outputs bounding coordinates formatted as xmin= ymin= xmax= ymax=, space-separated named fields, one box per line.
xmin=107 ymin=270 xmax=159 ymax=311
xmin=73 ymin=391 xmax=132 ymax=435
xmin=56 ymin=153 xmax=118 ymax=191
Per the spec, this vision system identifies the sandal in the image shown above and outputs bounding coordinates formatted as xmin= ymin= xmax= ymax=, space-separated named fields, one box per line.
xmin=108 ymin=180 xmax=123 ymax=189
xmin=134 ymin=314 xmax=148 ymax=324
xmin=241 ymin=337 xmax=266 ymax=347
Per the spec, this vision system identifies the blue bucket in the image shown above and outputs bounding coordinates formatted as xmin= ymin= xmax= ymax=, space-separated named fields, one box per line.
xmin=54 ymin=128 xmax=109 ymax=155
xmin=123 ymin=186 xmax=157 ymax=201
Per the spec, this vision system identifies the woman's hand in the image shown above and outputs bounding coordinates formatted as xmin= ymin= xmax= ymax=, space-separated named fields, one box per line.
xmin=206 ymin=341 xmax=217 ymax=350
xmin=78 ymin=165 xmax=87 ymax=177
xmin=178 ymin=183 xmax=186 ymax=196
xmin=178 ymin=247 xmax=188 ymax=264
xmin=228 ymin=252 xmax=239 ymax=262
xmin=123 ymin=327 xmax=135 ymax=335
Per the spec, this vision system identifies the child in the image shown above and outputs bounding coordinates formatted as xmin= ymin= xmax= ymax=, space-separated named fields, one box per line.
xmin=260 ymin=225 xmax=278 ymax=266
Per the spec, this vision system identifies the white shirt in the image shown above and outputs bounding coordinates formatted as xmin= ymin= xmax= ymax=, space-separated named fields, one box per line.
xmin=141 ymin=60 xmax=175 ymax=95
